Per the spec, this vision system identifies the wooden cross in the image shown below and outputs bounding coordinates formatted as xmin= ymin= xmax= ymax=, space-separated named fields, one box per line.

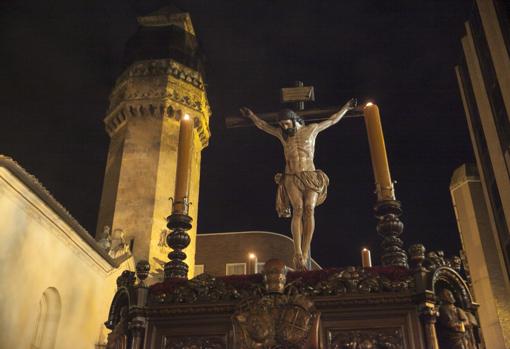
xmin=225 ymin=81 xmax=365 ymax=128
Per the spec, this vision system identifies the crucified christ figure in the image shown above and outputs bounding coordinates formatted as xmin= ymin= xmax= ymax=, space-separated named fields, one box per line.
xmin=241 ymin=98 xmax=356 ymax=270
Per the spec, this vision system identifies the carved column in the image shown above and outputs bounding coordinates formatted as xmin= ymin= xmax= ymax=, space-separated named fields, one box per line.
xmin=129 ymin=319 xmax=146 ymax=349
xmin=135 ymin=260 xmax=150 ymax=306
xmin=129 ymin=260 xmax=150 ymax=349
xmin=409 ymin=244 xmax=439 ymax=349
xmin=375 ymin=200 xmax=408 ymax=267
xmin=419 ymin=303 xmax=440 ymax=349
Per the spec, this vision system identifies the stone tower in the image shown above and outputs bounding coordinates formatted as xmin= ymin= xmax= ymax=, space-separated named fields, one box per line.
xmin=96 ymin=7 xmax=211 ymax=277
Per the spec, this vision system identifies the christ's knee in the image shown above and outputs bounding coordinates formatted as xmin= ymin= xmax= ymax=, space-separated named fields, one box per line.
xmin=293 ymin=205 xmax=304 ymax=217
xmin=304 ymin=205 xmax=315 ymax=217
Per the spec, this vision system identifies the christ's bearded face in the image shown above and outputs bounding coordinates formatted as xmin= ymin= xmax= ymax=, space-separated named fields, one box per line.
xmin=279 ymin=119 xmax=301 ymax=137
xmin=279 ymin=119 xmax=295 ymax=135
xmin=277 ymin=109 xmax=303 ymax=137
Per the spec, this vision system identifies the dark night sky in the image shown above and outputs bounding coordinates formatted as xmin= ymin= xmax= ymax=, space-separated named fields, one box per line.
xmin=0 ymin=0 xmax=475 ymax=268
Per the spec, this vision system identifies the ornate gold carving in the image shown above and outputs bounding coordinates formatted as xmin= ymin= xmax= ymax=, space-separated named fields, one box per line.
xmin=163 ymin=335 xmax=226 ymax=349
xmin=150 ymin=267 xmax=414 ymax=306
xmin=328 ymin=328 xmax=404 ymax=349
xmin=314 ymin=294 xmax=414 ymax=308
xmin=150 ymin=273 xmax=263 ymax=305
xmin=293 ymin=267 xmax=414 ymax=296
xmin=233 ymin=292 xmax=320 ymax=348
xmin=116 ymin=271 xmax=136 ymax=289
xmin=136 ymin=292 xmax=415 ymax=320
xmin=423 ymin=250 xmax=462 ymax=272
xmin=231 ymin=259 xmax=320 ymax=348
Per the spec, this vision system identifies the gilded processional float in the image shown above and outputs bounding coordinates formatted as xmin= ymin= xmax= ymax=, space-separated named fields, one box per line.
xmin=103 ymin=9 xmax=481 ymax=349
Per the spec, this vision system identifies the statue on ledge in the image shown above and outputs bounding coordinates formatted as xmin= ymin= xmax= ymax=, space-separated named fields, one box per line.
xmin=98 ymin=225 xmax=112 ymax=252
xmin=108 ymin=228 xmax=130 ymax=259
xmin=241 ymin=99 xmax=356 ymax=270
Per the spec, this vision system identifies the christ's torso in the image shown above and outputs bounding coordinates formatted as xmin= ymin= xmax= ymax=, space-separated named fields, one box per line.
xmin=279 ymin=124 xmax=318 ymax=174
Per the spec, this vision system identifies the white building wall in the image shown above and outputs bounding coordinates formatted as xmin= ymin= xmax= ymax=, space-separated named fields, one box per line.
xmin=0 ymin=158 xmax=133 ymax=349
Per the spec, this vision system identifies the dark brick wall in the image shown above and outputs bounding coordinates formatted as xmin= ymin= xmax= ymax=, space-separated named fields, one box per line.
xmin=195 ymin=231 xmax=320 ymax=276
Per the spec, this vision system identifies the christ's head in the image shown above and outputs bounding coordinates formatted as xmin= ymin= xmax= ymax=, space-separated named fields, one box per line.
xmin=277 ymin=109 xmax=303 ymax=137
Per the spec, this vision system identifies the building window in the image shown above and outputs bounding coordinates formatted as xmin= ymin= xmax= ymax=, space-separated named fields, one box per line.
xmin=31 ymin=287 xmax=61 ymax=349
xmin=226 ymin=263 xmax=246 ymax=276
xmin=256 ymin=262 xmax=265 ymax=273
xmin=194 ymin=264 xmax=205 ymax=276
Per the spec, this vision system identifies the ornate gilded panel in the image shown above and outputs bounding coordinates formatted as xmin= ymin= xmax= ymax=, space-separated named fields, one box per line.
xmin=162 ymin=335 xmax=227 ymax=349
xmin=328 ymin=327 xmax=404 ymax=349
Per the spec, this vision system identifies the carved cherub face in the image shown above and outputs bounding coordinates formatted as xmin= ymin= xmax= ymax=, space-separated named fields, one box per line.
xmin=263 ymin=259 xmax=287 ymax=293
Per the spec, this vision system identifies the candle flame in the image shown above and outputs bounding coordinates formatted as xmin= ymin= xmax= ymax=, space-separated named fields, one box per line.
xmin=249 ymin=253 xmax=256 ymax=259
xmin=365 ymin=102 xmax=374 ymax=107
xmin=362 ymin=248 xmax=369 ymax=251
xmin=183 ymin=113 xmax=191 ymax=121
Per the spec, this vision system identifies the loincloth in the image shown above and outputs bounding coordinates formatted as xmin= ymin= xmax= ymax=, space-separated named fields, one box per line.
xmin=274 ymin=170 xmax=330 ymax=218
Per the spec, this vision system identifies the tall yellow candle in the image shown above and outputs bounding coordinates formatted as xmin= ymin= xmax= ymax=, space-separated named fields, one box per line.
xmin=361 ymin=248 xmax=372 ymax=268
xmin=363 ymin=103 xmax=395 ymax=201
xmin=174 ymin=113 xmax=194 ymax=214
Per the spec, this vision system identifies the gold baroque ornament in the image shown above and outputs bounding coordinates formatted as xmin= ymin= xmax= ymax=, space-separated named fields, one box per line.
xmin=149 ymin=273 xmax=264 ymax=304
xmin=289 ymin=266 xmax=414 ymax=296
xmin=149 ymin=266 xmax=414 ymax=306
xmin=328 ymin=328 xmax=404 ymax=349
xmin=163 ymin=335 xmax=226 ymax=349
xmin=232 ymin=292 xmax=320 ymax=349
xmin=232 ymin=259 xmax=320 ymax=349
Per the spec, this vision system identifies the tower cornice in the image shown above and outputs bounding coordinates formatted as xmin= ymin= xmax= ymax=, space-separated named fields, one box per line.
xmin=104 ymin=59 xmax=211 ymax=148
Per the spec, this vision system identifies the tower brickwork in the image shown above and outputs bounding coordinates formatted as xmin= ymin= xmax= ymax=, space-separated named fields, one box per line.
xmin=96 ymin=8 xmax=211 ymax=277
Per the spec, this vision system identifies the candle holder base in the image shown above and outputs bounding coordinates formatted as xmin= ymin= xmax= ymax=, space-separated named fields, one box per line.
xmin=375 ymin=200 xmax=408 ymax=268
xmin=164 ymin=213 xmax=192 ymax=279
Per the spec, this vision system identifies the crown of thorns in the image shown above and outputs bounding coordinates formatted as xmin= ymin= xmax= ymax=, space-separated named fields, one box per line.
xmin=277 ymin=109 xmax=304 ymax=124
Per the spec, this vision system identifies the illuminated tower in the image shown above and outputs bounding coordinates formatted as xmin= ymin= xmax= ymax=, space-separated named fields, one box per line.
xmin=96 ymin=7 xmax=211 ymax=276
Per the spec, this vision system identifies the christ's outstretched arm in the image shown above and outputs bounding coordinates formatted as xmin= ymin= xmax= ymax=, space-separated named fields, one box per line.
xmin=315 ymin=98 xmax=356 ymax=133
xmin=240 ymin=107 xmax=281 ymax=138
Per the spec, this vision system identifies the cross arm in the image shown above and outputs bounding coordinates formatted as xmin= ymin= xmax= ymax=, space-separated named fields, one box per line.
xmin=226 ymin=106 xmax=364 ymax=129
